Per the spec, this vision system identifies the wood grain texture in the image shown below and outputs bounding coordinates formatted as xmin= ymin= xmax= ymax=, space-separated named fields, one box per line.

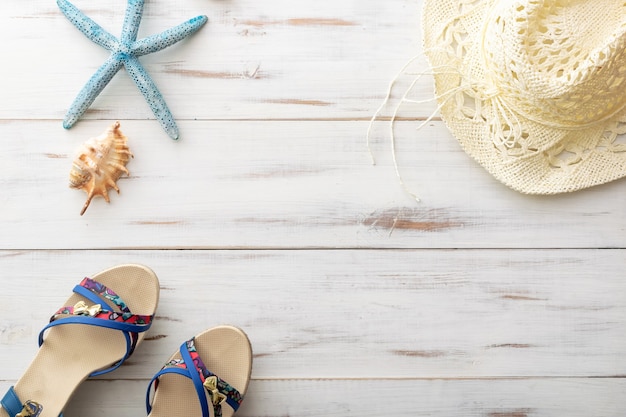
xmin=0 ymin=250 xmax=624 ymax=380
xmin=1 ymin=120 xmax=625 ymax=249
xmin=0 ymin=379 xmax=623 ymax=417
xmin=0 ymin=0 xmax=424 ymax=121
xmin=0 ymin=0 xmax=624 ymax=415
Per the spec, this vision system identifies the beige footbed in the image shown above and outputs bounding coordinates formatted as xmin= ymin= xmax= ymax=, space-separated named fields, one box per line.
xmin=148 ymin=326 xmax=252 ymax=417
xmin=1 ymin=264 xmax=160 ymax=417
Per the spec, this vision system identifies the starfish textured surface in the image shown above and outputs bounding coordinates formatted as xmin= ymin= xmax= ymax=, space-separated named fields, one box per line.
xmin=57 ymin=0 xmax=208 ymax=140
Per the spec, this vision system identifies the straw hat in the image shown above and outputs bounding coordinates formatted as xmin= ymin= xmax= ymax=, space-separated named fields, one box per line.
xmin=422 ymin=0 xmax=626 ymax=193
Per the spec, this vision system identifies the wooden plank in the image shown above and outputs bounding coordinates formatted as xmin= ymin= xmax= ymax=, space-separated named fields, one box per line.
xmin=0 ymin=378 xmax=622 ymax=417
xmin=1 ymin=249 xmax=625 ymax=380
xmin=1 ymin=120 xmax=625 ymax=249
xmin=0 ymin=0 xmax=426 ymax=121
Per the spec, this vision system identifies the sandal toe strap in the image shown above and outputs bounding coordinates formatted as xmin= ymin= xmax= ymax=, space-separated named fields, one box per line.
xmin=37 ymin=277 xmax=154 ymax=377
xmin=146 ymin=338 xmax=243 ymax=417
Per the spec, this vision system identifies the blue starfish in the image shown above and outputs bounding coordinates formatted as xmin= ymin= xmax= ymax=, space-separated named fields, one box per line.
xmin=57 ymin=0 xmax=208 ymax=140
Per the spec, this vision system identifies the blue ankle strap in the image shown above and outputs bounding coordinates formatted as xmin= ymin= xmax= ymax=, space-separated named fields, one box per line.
xmin=1 ymin=387 xmax=47 ymax=417
xmin=1 ymin=387 xmax=23 ymax=417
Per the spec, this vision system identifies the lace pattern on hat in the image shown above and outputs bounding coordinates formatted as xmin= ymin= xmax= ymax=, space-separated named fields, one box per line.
xmin=429 ymin=0 xmax=626 ymax=172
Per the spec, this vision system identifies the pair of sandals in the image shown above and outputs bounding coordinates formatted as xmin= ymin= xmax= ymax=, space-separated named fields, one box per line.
xmin=0 ymin=265 xmax=252 ymax=417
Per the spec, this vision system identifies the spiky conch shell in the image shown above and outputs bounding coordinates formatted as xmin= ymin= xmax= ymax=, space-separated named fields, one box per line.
xmin=69 ymin=121 xmax=133 ymax=215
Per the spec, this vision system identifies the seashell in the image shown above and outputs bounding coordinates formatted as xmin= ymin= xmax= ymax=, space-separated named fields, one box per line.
xmin=69 ymin=121 xmax=133 ymax=215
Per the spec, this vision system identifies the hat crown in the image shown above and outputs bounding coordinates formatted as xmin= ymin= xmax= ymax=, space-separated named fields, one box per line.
xmin=481 ymin=0 xmax=626 ymax=127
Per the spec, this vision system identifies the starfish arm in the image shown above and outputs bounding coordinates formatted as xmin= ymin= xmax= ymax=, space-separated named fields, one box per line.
xmin=132 ymin=15 xmax=208 ymax=56
xmin=121 ymin=0 xmax=145 ymax=44
xmin=63 ymin=54 xmax=124 ymax=129
xmin=57 ymin=0 xmax=119 ymax=51
xmin=124 ymin=56 xmax=179 ymax=140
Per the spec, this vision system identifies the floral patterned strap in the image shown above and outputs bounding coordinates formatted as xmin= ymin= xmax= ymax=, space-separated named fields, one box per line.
xmin=78 ymin=277 xmax=132 ymax=312
xmin=50 ymin=278 xmax=152 ymax=326
xmin=51 ymin=303 xmax=152 ymax=325
xmin=51 ymin=277 xmax=152 ymax=322
xmin=156 ymin=338 xmax=244 ymax=417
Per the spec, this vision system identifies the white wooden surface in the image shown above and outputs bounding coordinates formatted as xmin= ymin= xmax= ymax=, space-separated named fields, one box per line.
xmin=1 ymin=1 xmax=625 ymax=416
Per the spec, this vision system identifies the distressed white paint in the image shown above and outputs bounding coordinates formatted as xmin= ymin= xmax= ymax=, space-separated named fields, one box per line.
xmin=0 ymin=0 xmax=424 ymax=121
xmin=1 ymin=250 xmax=625 ymax=415
xmin=59 ymin=379 xmax=626 ymax=417
xmin=1 ymin=120 xmax=625 ymax=249
xmin=0 ymin=0 xmax=624 ymax=416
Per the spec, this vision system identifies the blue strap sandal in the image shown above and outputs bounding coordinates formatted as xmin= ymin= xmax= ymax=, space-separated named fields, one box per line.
xmin=1 ymin=264 xmax=160 ymax=417
xmin=146 ymin=326 xmax=252 ymax=417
